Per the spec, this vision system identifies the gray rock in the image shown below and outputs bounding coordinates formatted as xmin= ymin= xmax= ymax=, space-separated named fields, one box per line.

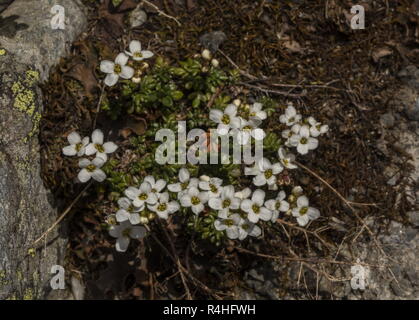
xmin=407 ymin=211 xmax=419 ymax=227
xmin=0 ymin=0 xmax=87 ymax=300
xmin=199 ymin=31 xmax=227 ymax=53
xmin=380 ymin=113 xmax=395 ymax=128
xmin=129 ymin=6 xmax=147 ymax=29
xmin=398 ymin=65 xmax=419 ymax=90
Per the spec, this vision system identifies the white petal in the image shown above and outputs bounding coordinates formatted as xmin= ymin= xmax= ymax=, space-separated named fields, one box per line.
xmin=297 ymin=143 xmax=309 ymax=155
xmin=224 ymin=104 xmax=237 ymax=116
xmin=116 ymin=236 xmax=130 ymax=252
xmin=140 ymin=181 xmax=152 ymax=193
xmin=62 ymin=145 xmax=77 ymax=156
xmin=209 ymin=109 xmax=223 ymax=123
xmin=247 ymin=211 xmax=259 ymax=223
xmin=208 ymin=198 xmax=222 ymax=210
xmin=230 ymin=198 xmax=240 ymax=210
xmin=297 ymin=215 xmax=309 ymax=227
xmin=116 ymin=209 xmax=130 ymax=222
xmin=265 ymin=199 xmax=276 ymax=211
xmin=92 ymin=129 xmax=104 ymax=144
xmin=297 ymin=196 xmax=309 ymax=208
xmin=129 ymin=40 xmax=142 ymax=53
xmin=159 ymin=192 xmax=169 ymax=203
xmin=192 ymin=203 xmax=204 ymax=214
xmin=92 ymin=157 xmax=105 ymax=168
xmin=103 ymin=141 xmax=118 ymax=153
xmin=67 ymin=131 xmax=81 ymax=144
xmin=253 ymin=174 xmax=266 ymax=186
xmin=130 ymin=225 xmax=146 ymax=239
xmin=179 ymin=168 xmax=190 ymax=183
xmin=307 ymin=138 xmax=318 ymax=150
xmin=120 ymin=65 xmax=134 ymax=79
xmin=307 ymin=207 xmax=320 ymax=220
xmin=104 ymin=73 xmax=119 ymax=86
xmin=155 ymin=179 xmax=166 ymax=192
xmin=300 ymin=125 xmax=310 ymax=138
xmin=144 ymin=175 xmax=156 ymax=186
xmin=180 ymin=195 xmax=192 ymax=207
xmin=199 ymin=181 xmax=210 ymax=190
xmin=199 ymin=191 xmax=209 ymax=204
xmin=271 ymin=163 xmax=283 ymax=174
xmin=78 ymin=169 xmax=91 ymax=183
xmin=115 ymin=52 xmax=129 ymax=66
xmin=279 ymin=200 xmax=290 ymax=212
xmin=249 ymin=224 xmax=262 ymax=237
xmin=129 ymin=213 xmax=141 ymax=225
xmin=141 ymin=50 xmax=154 ymax=59
xmin=125 ymin=187 xmax=139 ymax=200
xmin=109 ymin=225 xmax=122 ymax=238
xmin=168 ymin=183 xmax=182 ymax=192
xmin=78 ymin=158 xmax=91 ymax=168
xmin=240 ymin=199 xmax=252 ymax=212
xmin=259 ymin=207 xmax=272 ymax=221
xmin=85 ymin=143 xmax=97 ymax=156
xmin=168 ymin=201 xmax=180 ymax=213
xmin=217 ymin=123 xmax=230 ymax=136
xmin=92 ymin=169 xmax=106 ymax=182
xmin=117 ymin=197 xmax=132 ymax=209
xmin=214 ymin=220 xmax=226 ymax=231
xmin=147 ymin=193 xmax=158 ymax=205
xmin=100 ymin=60 xmax=115 ymax=74
xmin=252 ymin=189 xmax=265 ymax=206
xmin=226 ymin=227 xmax=239 ymax=239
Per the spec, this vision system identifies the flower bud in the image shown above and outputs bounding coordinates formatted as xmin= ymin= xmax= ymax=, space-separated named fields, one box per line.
xmin=201 ymin=49 xmax=212 ymax=60
xmin=211 ymin=59 xmax=219 ymax=67
xmin=233 ymin=99 xmax=241 ymax=107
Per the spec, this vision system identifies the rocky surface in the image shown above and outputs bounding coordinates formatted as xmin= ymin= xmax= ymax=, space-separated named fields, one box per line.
xmin=0 ymin=0 xmax=87 ymax=299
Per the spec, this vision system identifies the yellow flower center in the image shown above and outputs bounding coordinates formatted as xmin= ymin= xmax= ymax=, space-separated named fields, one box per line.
xmin=252 ymin=204 xmax=260 ymax=214
xmin=300 ymin=137 xmax=308 ymax=144
xmin=264 ymin=169 xmax=273 ymax=179
xmin=86 ymin=164 xmax=96 ymax=172
xmin=209 ymin=184 xmax=218 ymax=193
xmin=114 ymin=64 xmax=122 ymax=74
xmin=134 ymin=51 xmax=143 ymax=58
xmin=181 ymin=182 xmax=189 ymax=190
xmin=139 ymin=193 xmax=148 ymax=200
xmin=191 ymin=196 xmax=201 ymax=205
xmin=300 ymin=207 xmax=308 ymax=215
xmin=224 ymin=219 xmax=234 ymax=227
xmin=221 ymin=114 xmax=230 ymax=125
xmin=122 ymin=228 xmax=131 ymax=237
xmin=157 ymin=203 xmax=167 ymax=212
xmin=75 ymin=143 xmax=83 ymax=152
xmin=95 ymin=144 xmax=105 ymax=153
xmin=222 ymin=199 xmax=231 ymax=208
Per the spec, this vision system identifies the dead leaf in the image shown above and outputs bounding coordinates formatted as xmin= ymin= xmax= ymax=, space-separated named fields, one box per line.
xmin=372 ymin=47 xmax=393 ymax=63
xmin=67 ymin=62 xmax=98 ymax=97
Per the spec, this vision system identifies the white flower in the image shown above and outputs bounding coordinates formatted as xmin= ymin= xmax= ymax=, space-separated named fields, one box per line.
xmin=308 ymin=117 xmax=329 ymax=137
xmin=211 ymin=59 xmax=219 ymax=67
xmin=78 ymin=157 xmax=106 ymax=183
xmin=214 ymin=212 xmax=241 ymax=240
xmin=279 ymin=104 xmax=302 ymax=126
xmin=289 ymin=125 xmax=318 ymax=155
xmin=245 ymin=158 xmax=283 ymax=187
xmin=168 ymin=168 xmax=199 ymax=199
xmin=292 ymin=195 xmax=320 ymax=226
xmin=208 ymin=185 xmax=241 ymax=215
xmin=85 ymin=129 xmax=118 ymax=162
xmin=265 ymin=191 xmax=290 ymax=222
xmin=237 ymin=218 xmax=262 ymax=240
xmin=144 ymin=175 xmax=167 ymax=196
xmin=235 ymin=119 xmax=266 ymax=145
xmin=125 ymin=181 xmax=158 ymax=208
xmin=249 ymin=102 xmax=267 ymax=122
xmin=240 ymin=189 xmax=272 ymax=223
xmin=115 ymin=197 xmax=143 ymax=225
xmin=125 ymin=40 xmax=154 ymax=61
xmin=199 ymin=177 xmax=223 ymax=198
xmin=109 ymin=221 xmax=146 ymax=252
xmin=180 ymin=187 xmax=209 ymax=215
xmin=278 ymin=147 xmax=297 ymax=169
xmin=234 ymin=187 xmax=252 ymax=201
xmin=149 ymin=192 xmax=180 ymax=220
xmin=62 ymin=131 xmax=89 ymax=157
xmin=209 ymin=104 xmax=241 ymax=135
xmin=100 ymin=53 xmax=134 ymax=86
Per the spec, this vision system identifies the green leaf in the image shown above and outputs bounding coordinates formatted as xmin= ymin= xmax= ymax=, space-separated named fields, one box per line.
xmin=171 ymin=90 xmax=184 ymax=101
xmin=162 ymin=96 xmax=174 ymax=107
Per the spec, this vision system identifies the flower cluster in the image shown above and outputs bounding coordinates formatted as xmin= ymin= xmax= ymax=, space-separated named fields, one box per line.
xmin=280 ymin=103 xmax=328 ymax=155
xmin=209 ymin=100 xmax=266 ymax=145
xmin=100 ymin=40 xmax=154 ymax=87
xmin=62 ymin=129 xmax=118 ymax=183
